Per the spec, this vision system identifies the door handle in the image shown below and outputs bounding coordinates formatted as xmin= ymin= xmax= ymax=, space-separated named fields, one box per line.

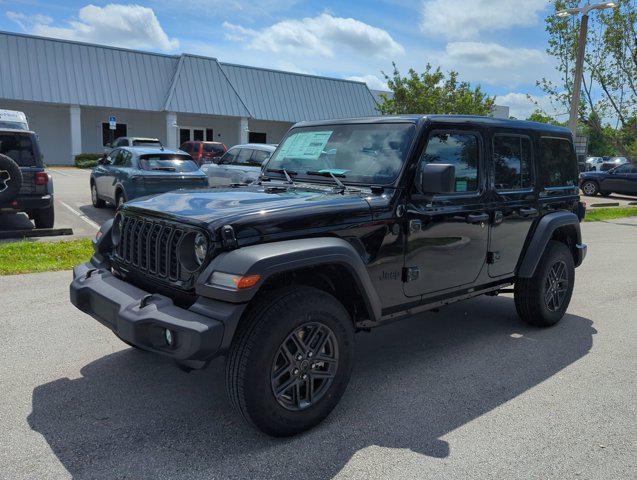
xmin=466 ymin=213 xmax=489 ymax=224
xmin=519 ymin=207 xmax=538 ymax=217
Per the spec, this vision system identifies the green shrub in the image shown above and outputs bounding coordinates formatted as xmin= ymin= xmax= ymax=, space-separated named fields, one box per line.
xmin=74 ymin=153 xmax=103 ymax=168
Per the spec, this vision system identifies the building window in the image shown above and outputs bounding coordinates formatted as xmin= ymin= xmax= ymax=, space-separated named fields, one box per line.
xmin=102 ymin=123 xmax=127 ymax=146
xmin=206 ymin=128 xmax=214 ymax=141
xmin=249 ymin=131 xmax=267 ymax=143
xmin=179 ymin=127 xmax=214 ymax=143
xmin=179 ymin=128 xmax=190 ymax=145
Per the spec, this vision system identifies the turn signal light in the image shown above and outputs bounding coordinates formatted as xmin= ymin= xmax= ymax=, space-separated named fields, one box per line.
xmin=209 ymin=272 xmax=261 ymax=290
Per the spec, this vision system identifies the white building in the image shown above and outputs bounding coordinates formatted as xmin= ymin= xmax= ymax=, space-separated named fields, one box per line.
xmin=0 ymin=31 xmax=379 ymax=165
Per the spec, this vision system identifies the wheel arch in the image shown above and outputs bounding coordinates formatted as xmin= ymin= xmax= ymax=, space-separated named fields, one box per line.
xmin=517 ymin=212 xmax=584 ymax=278
xmin=196 ymin=237 xmax=383 ymax=325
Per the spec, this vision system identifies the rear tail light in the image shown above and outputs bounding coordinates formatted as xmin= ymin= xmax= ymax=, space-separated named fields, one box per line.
xmin=35 ymin=171 xmax=48 ymax=185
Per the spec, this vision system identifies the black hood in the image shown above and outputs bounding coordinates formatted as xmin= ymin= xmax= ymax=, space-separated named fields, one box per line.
xmin=123 ymin=184 xmax=374 ymax=240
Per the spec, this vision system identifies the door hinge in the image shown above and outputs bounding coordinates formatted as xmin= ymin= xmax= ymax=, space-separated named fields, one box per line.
xmin=402 ymin=266 xmax=420 ymax=283
xmin=487 ymin=251 xmax=500 ymax=264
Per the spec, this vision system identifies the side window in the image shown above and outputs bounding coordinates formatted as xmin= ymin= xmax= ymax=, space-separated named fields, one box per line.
xmin=612 ymin=163 xmax=633 ymax=174
xmin=112 ymin=150 xmax=126 ymax=166
xmin=250 ymin=149 xmax=271 ymax=166
xmin=235 ymin=149 xmax=253 ymax=165
xmin=419 ymin=131 xmax=480 ymax=192
xmin=220 ymin=148 xmax=238 ymax=164
xmin=538 ymin=137 xmax=578 ymax=188
xmin=120 ymin=150 xmax=133 ymax=167
xmin=106 ymin=150 xmax=120 ymax=165
xmin=493 ymin=135 xmax=533 ymax=190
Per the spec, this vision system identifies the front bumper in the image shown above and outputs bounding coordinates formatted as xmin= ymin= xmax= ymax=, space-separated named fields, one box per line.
xmin=70 ymin=259 xmax=246 ymax=368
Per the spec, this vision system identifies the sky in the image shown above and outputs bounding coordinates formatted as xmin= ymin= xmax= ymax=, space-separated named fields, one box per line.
xmin=0 ymin=0 xmax=567 ymax=119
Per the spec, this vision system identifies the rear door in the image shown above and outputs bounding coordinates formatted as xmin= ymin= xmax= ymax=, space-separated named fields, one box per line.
xmin=488 ymin=133 xmax=537 ymax=277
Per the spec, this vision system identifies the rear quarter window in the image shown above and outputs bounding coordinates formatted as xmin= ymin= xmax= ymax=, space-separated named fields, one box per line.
xmin=538 ymin=137 xmax=578 ymax=188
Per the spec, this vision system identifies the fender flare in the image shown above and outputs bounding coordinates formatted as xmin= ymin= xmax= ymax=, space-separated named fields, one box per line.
xmin=196 ymin=237 xmax=382 ymax=322
xmin=517 ymin=211 xmax=582 ymax=278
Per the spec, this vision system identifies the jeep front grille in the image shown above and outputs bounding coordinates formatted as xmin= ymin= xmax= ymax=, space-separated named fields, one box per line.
xmin=115 ymin=215 xmax=186 ymax=282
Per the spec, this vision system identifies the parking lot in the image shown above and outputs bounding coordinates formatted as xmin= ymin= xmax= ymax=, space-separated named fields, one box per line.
xmin=0 ymin=218 xmax=635 ymax=480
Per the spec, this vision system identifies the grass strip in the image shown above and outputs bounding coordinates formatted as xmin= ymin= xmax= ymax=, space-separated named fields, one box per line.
xmin=0 ymin=239 xmax=93 ymax=275
xmin=584 ymin=206 xmax=637 ymax=222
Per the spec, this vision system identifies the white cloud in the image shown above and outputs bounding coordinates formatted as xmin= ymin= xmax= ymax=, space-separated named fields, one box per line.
xmin=225 ymin=13 xmax=404 ymax=58
xmin=420 ymin=0 xmax=549 ymax=40
xmin=7 ymin=4 xmax=179 ymax=52
xmin=346 ymin=74 xmax=388 ymax=90
xmin=433 ymin=41 xmax=551 ymax=87
xmin=497 ymin=92 xmax=566 ymax=120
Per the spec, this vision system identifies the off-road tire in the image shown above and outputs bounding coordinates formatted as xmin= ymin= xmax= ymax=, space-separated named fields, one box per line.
xmin=580 ymin=180 xmax=599 ymax=196
xmin=32 ymin=205 xmax=55 ymax=229
xmin=226 ymin=286 xmax=355 ymax=437
xmin=91 ymin=181 xmax=105 ymax=208
xmin=0 ymin=153 xmax=23 ymax=203
xmin=514 ymin=240 xmax=574 ymax=327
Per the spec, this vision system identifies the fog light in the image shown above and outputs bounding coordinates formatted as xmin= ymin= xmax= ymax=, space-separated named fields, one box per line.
xmin=164 ymin=329 xmax=174 ymax=346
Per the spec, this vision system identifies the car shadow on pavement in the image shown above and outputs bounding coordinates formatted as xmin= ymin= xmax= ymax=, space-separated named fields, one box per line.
xmin=28 ymin=296 xmax=595 ymax=479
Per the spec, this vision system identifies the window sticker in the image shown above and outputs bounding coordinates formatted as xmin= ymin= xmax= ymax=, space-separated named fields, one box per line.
xmin=277 ymin=131 xmax=333 ymax=160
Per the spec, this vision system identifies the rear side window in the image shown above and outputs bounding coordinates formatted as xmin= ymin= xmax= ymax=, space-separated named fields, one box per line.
xmin=0 ymin=133 xmax=37 ymax=166
xmin=538 ymin=137 xmax=578 ymax=188
xmin=250 ymin=149 xmax=271 ymax=165
xmin=493 ymin=135 xmax=533 ymax=189
xmin=420 ymin=131 xmax=480 ymax=192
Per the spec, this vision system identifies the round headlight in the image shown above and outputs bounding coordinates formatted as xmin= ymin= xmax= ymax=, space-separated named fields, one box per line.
xmin=193 ymin=233 xmax=208 ymax=265
xmin=112 ymin=214 xmax=123 ymax=246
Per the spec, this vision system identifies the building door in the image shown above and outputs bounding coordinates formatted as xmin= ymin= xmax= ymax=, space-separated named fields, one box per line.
xmin=403 ymin=129 xmax=488 ymax=297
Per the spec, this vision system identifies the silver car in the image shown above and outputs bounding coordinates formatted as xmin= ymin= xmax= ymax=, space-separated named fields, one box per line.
xmin=203 ymin=143 xmax=276 ymax=186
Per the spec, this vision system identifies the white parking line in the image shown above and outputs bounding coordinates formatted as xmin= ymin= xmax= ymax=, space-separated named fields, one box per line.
xmin=48 ymin=169 xmax=70 ymax=176
xmin=58 ymin=200 xmax=100 ymax=230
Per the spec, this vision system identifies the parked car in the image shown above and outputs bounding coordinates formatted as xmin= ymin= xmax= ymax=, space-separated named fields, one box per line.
xmin=90 ymin=147 xmax=208 ymax=208
xmin=71 ymin=115 xmax=586 ymax=436
xmin=584 ymin=156 xmax=604 ymax=171
xmin=0 ymin=109 xmax=29 ymax=130
xmin=180 ymin=141 xmax=227 ymax=166
xmin=105 ymin=137 xmax=163 ymax=153
xmin=579 ymin=161 xmax=637 ymax=196
xmin=0 ymin=129 xmax=54 ymax=228
xmin=202 ymin=143 xmax=276 ymax=185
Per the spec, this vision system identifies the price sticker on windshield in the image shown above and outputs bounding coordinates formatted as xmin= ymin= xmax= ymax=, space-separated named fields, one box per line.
xmin=277 ymin=131 xmax=333 ymax=160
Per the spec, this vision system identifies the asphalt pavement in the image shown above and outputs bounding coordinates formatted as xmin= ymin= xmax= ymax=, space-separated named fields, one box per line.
xmin=0 ymin=219 xmax=635 ymax=479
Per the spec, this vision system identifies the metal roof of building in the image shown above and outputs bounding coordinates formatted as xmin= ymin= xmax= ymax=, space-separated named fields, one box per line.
xmin=219 ymin=63 xmax=379 ymax=122
xmin=0 ymin=31 xmax=379 ymax=121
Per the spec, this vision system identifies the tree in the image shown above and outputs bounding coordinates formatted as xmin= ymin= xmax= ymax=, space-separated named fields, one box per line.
xmin=378 ymin=63 xmax=496 ymax=116
xmin=537 ymin=0 xmax=636 ymax=155
xmin=526 ymin=110 xmax=564 ymax=125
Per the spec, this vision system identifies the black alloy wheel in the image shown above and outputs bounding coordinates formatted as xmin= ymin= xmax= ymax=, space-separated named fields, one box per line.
xmin=270 ymin=322 xmax=339 ymax=411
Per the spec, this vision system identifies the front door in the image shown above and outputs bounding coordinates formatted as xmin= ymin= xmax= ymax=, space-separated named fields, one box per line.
xmin=601 ymin=163 xmax=637 ymax=194
xmin=403 ymin=129 xmax=489 ymax=297
xmin=488 ymin=133 xmax=538 ymax=277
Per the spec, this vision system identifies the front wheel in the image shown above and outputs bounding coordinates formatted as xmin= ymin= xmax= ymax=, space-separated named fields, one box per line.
xmin=514 ymin=240 xmax=574 ymax=327
xmin=226 ymin=286 xmax=355 ymax=437
xmin=91 ymin=182 xmax=105 ymax=208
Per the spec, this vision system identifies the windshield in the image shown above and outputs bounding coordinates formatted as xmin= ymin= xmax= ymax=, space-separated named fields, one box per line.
xmin=203 ymin=143 xmax=225 ymax=155
xmin=0 ymin=133 xmax=37 ymax=166
xmin=0 ymin=121 xmax=28 ymax=130
xmin=265 ymin=123 xmax=416 ymax=184
xmin=133 ymin=140 xmax=162 ymax=147
xmin=139 ymin=154 xmax=199 ymax=172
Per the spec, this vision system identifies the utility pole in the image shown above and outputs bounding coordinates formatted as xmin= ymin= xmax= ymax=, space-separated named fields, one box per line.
xmin=555 ymin=2 xmax=618 ymax=135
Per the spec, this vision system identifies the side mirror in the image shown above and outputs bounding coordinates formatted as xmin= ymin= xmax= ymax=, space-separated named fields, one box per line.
xmin=418 ymin=163 xmax=456 ymax=194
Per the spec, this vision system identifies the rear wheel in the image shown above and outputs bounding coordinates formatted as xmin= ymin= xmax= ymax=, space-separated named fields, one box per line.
xmin=581 ymin=180 xmax=599 ymax=196
xmin=226 ymin=286 xmax=354 ymax=437
xmin=514 ymin=240 xmax=574 ymax=327
xmin=91 ymin=182 xmax=105 ymax=208
xmin=32 ymin=205 xmax=54 ymax=229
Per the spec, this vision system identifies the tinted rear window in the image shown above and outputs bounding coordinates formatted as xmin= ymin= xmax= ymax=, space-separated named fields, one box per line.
xmin=203 ymin=143 xmax=225 ymax=154
xmin=139 ymin=154 xmax=198 ymax=172
xmin=0 ymin=133 xmax=37 ymax=166
xmin=538 ymin=137 xmax=578 ymax=188
xmin=133 ymin=140 xmax=162 ymax=147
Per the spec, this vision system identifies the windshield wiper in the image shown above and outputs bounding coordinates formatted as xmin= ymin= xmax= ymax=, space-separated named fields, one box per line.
xmin=306 ymin=170 xmax=351 ymax=193
xmin=265 ymin=168 xmax=297 ymax=184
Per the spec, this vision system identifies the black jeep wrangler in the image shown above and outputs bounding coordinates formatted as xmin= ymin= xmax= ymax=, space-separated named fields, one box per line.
xmin=0 ymin=129 xmax=54 ymax=228
xmin=70 ymin=115 xmax=586 ymax=436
